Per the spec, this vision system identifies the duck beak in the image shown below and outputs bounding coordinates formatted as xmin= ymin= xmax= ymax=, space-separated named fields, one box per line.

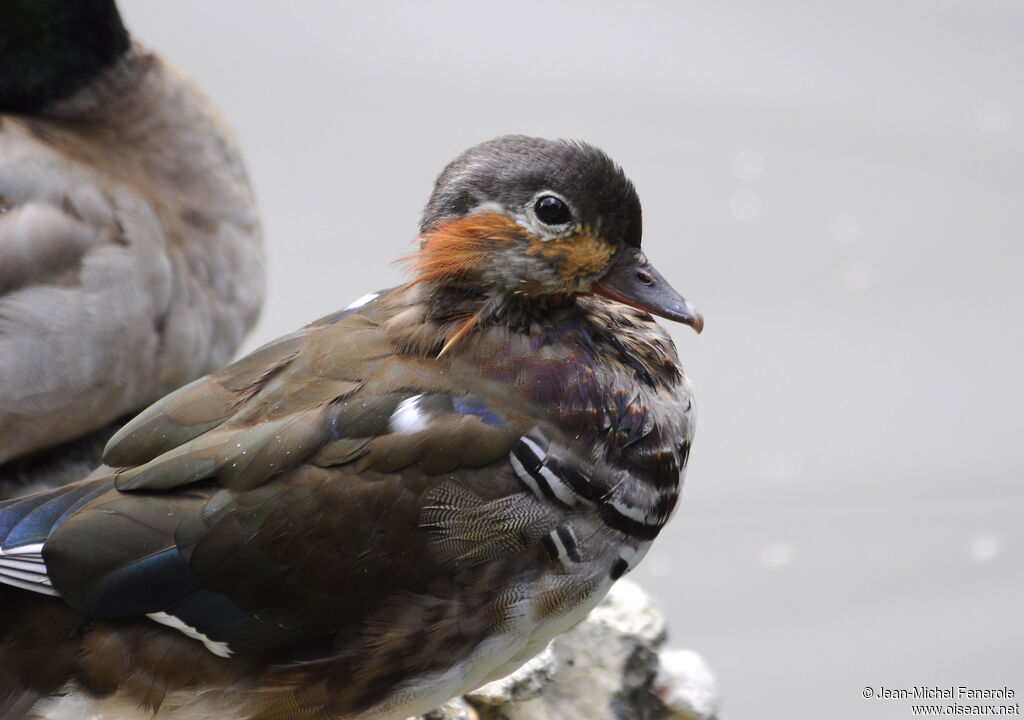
xmin=592 ymin=247 xmax=704 ymax=333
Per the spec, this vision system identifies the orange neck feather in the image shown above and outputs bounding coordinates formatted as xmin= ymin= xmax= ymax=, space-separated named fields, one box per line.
xmin=403 ymin=211 xmax=524 ymax=289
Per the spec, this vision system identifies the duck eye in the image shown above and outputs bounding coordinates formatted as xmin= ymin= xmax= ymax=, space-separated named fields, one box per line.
xmin=534 ymin=195 xmax=572 ymax=225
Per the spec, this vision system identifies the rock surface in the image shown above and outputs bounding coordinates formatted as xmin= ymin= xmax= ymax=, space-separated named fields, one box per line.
xmin=412 ymin=579 xmax=719 ymax=720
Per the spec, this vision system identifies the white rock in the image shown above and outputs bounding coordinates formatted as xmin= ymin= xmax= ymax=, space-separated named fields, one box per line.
xmin=413 ymin=696 xmax=479 ymax=720
xmin=653 ymin=649 xmax=720 ymax=719
xmin=465 ymin=579 xmax=719 ymax=720
xmin=470 ymin=643 xmax=558 ymax=704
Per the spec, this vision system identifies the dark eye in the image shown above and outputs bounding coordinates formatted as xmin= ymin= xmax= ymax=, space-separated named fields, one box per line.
xmin=534 ymin=195 xmax=573 ymax=225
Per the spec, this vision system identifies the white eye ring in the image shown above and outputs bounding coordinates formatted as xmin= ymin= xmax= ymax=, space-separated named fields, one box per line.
xmin=527 ymin=191 xmax=576 ymax=240
xmin=531 ymin=192 xmax=574 ymax=226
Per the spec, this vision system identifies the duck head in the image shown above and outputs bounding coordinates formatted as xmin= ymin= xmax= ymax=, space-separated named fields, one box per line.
xmin=410 ymin=135 xmax=703 ymax=333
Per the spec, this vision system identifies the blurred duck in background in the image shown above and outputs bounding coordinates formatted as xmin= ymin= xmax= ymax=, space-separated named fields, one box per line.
xmin=0 ymin=0 xmax=264 ymax=493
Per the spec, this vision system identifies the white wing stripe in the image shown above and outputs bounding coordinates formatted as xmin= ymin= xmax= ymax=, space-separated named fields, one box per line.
xmin=0 ymin=574 xmax=60 ymax=596
xmin=147 ymin=611 xmax=234 ymax=658
xmin=509 ymin=452 xmax=545 ymax=500
xmin=0 ymin=558 xmax=49 ymax=574
xmin=0 ymin=542 xmax=55 ymax=596
xmin=537 ymin=465 xmax=579 ymax=506
xmin=0 ymin=566 xmax=52 ymax=585
xmin=0 ymin=542 xmax=45 ymax=556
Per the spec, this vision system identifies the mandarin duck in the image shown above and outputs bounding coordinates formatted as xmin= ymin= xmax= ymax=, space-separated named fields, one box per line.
xmin=0 ymin=135 xmax=701 ymax=720
xmin=0 ymin=0 xmax=264 ymax=482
